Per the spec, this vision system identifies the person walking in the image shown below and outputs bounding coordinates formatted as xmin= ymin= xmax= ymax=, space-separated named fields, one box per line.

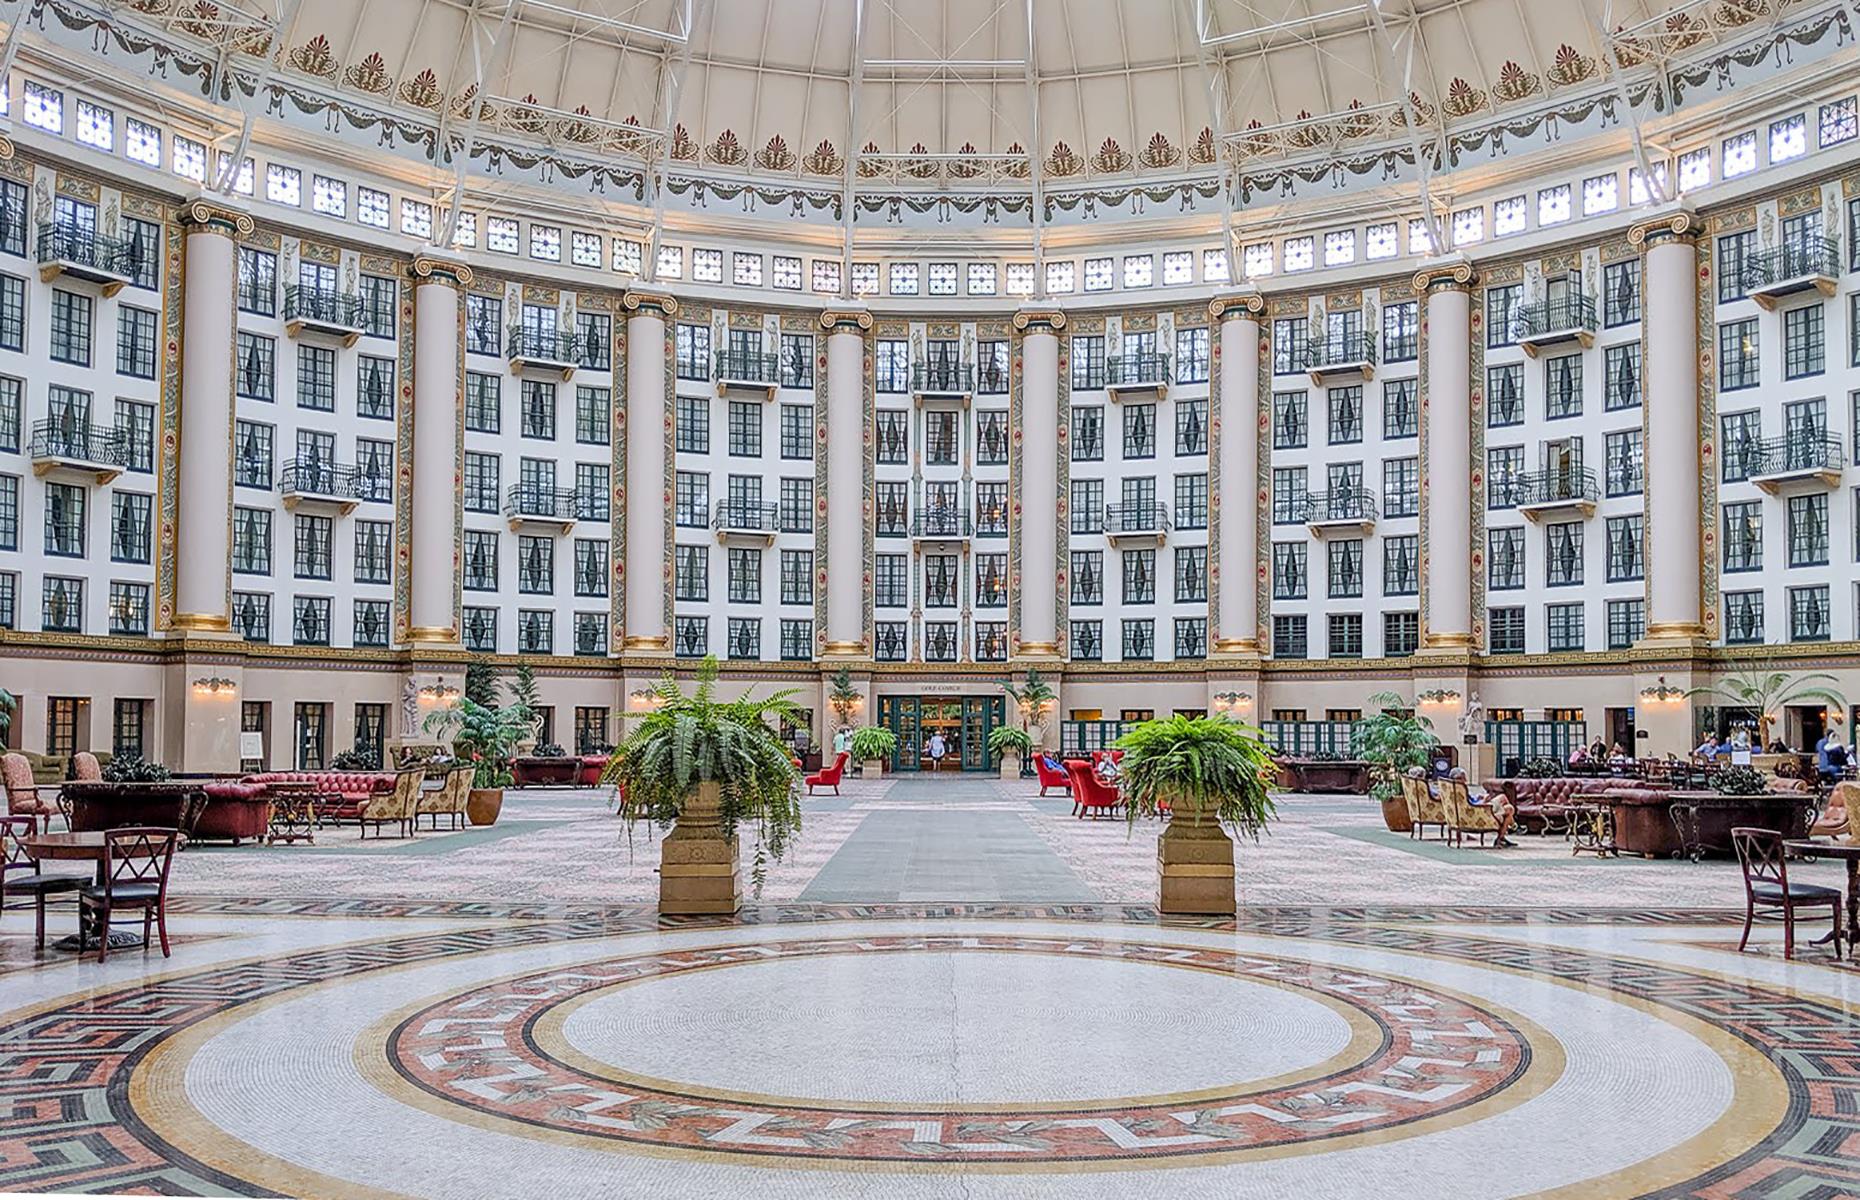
xmin=926 ymin=731 xmax=947 ymax=772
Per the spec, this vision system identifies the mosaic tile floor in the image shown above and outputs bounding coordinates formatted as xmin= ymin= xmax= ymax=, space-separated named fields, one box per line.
xmin=4 ymin=778 xmax=1857 ymax=1197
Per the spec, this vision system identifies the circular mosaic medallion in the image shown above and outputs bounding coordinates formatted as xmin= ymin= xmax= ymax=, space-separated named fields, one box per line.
xmin=381 ymin=934 xmax=1542 ymax=1164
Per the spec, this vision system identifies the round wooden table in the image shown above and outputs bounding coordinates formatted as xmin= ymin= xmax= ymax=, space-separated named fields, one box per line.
xmin=21 ymin=832 xmax=144 ymax=950
xmin=1784 ymin=840 xmax=1860 ymax=950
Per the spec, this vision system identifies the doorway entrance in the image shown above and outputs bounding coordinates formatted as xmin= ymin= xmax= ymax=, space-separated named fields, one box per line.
xmin=876 ymin=696 xmax=1007 ymax=771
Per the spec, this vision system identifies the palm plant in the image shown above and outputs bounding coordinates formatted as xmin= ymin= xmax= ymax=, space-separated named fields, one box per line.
xmin=602 ymin=656 xmax=802 ymax=892
xmin=0 ymin=687 xmax=14 ymax=746
xmin=464 ymin=658 xmax=501 ymax=707
xmin=1686 ymin=669 xmax=1847 ymax=748
xmin=1003 ymin=669 xmax=1057 ymax=734
xmin=1114 ymin=715 xmax=1278 ymax=838
xmin=1356 ymin=690 xmax=1439 ymax=805
xmin=828 ymin=666 xmax=861 ymax=726
xmin=424 ymin=697 xmax=534 ymax=788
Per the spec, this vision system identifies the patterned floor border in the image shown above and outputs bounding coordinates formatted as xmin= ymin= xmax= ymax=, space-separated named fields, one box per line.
xmin=1 ymin=898 xmax=1853 ymax=1196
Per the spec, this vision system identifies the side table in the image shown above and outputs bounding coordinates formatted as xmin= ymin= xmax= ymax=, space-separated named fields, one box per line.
xmin=266 ymin=784 xmax=319 ymax=845
xmin=1567 ymin=803 xmax=1617 ymax=858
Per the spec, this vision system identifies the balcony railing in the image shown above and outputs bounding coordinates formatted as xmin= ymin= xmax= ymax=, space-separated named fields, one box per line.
xmin=280 ymin=460 xmax=362 ymax=502
xmin=912 ymin=506 xmax=973 ymax=539
xmin=1304 ymin=488 xmax=1379 ymax=526
xmin=1741 ymin=237 xmax=1841 ymax=304
xmin=284 ymin=285 xmax=364 ymax=336
xmin=1104 ymin=501 xmax=1172 ymax=536
xmin=508 ymin=327 xmax=583 ymax=373
xmin=1306 ymin=332 xmax=1377 ymax=377
xmin=36 ymin=223 xmax=135 ymax=288
xmin=712 ymin=500 xmax=780 ymax=533
xmin=1513 ymin=295 xmax=1597 ymax=352
xmin=715 ymin=350 xmax=780 ymax=386
xmin=1748 ymin=434 xmax=1843 ymax=490
xmin=503 ymin=484 xmax=578 ymax=523
xmin=1105 ymin=353 xmax=1173 ymax=391
xmin=912 ymin=361 xmax=975 ymax=395
xmin=31 ymin=419 xmax=127 ymax=470
xmin=1514 ymin=468 xmax=1599 ymax=512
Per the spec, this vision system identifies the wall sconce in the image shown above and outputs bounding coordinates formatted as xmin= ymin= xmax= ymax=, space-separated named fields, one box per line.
xmin=1212 ymin=691 xmax=1253 ymax=712
xmin=191 ymin=676 xmax=237 ymax=696
xmin=628 ymin=687 xmax=661 ymax=710
xmin=418 ymin=684 xmax=460 ymax=704
xmin=1639 ymin=676 xmax=1685 ymax=704
xmin=1417 ymin=688 xmax=1461 ymax=707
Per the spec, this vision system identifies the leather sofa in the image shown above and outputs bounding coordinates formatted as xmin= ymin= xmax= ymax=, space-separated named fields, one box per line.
xmin=193 ymin=781 xmax=273 ymax=844
xmin=243 ymin=771 xmax=395 ymax=821
xmin=511 ymin=756 xmax=580 ymax=787
xmin=1483 ymin=776 xmax=1668 ymax=836
xmin=578 ymin=755 xmax=610 ymax=786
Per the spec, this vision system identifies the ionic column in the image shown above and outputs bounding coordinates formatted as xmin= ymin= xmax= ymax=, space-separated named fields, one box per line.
xmin=622 ymin=291 xmax=677 ymax=652
xmin=408 ymin=258 xmax=472 ymax=644
xmin=1418 ymin=261 xmax=1476 ymax=650
xmin=821 ymin=309 xmax=871 ymax=656
xmin=1014 ymin=308 xmax=1065 ymax=657
xmin=1211 ymin=293 xmax=1263 ymax=654
xmin=171 ymin=200 xmax=252 ymax=632
xmin=1633 ymin=211 xmax=1705 ymax=645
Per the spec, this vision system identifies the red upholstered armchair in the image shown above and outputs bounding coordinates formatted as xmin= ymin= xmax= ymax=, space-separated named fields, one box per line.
xmin=1064 ymin=760 xmax=1121 ymax=819
xmin=1034 ymin=754 xmax=1070 ymax=796
xmin=806 ymin=752 xmax=849 ymax=795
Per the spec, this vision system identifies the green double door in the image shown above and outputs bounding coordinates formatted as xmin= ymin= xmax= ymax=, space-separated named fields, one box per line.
xmin=876 ymin=696 xmax=1006 ymax=772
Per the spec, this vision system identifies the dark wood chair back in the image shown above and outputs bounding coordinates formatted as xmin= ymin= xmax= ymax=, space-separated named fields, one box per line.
xmin=1731 ymin=825 xmax=1787 ymax=898
xmin=0 ymin=815 xmax=38 ymax=867
xmin=103 ymin=826 xmax=179 ymax=894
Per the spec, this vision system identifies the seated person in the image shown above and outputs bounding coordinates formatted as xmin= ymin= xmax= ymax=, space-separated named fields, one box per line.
xmin=1454 ymin=768 xmax=1518 ymax=849
xmin=1094 ymin=755 xmax=1121 ymax=784
xmin=1818 ymin=734 xmax=1849 ymax=784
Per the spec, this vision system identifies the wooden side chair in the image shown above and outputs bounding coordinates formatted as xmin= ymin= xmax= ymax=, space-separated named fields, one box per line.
xmin=78 ymin=826 xmax=178 ymax=963
xmin=1732 ymin=826 xmax=1844 ymax=960
xmin=0 ymin=815 xmax=84 ymax=949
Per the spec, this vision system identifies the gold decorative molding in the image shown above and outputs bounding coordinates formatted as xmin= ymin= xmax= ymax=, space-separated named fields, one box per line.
xmin=821 ymin=640 xmax=867 ymax=656
xmin=0 ymin=134 xmax=15 ymax=161
xmin=1213 ymin=637 xmax=1261 ymax=654
xmin=410 ymin=256 xmax=475 ymax=288
xmin=1207 ymin=292 xmax=1264 ymax=320
xmin=818 ymin=309 xmax=873 ymax=332
xmin=170 ymin=612 xmax=233 ymax=633
xmin=1014 ymin=641 xmax=1061 ymax=656
xmin=1412 ymin=261 xmax=1477 ymax=293
xmin=1011 ymin=308 xmax=1067 ymax=332
xmin=1421 ymin=631 xmax=1476 ymax=649
xmin=622 ymin=634 xmax=672 ymax=652
xmin=621 ymin=289 xmax=679 ymax=318
xmin=178 ymin=199 xmax=254 ymax=237
xmin=1627 ymin=210 xmax=1700 ymax=249
xmin=407 ymin=625 xmax=462 ymax=644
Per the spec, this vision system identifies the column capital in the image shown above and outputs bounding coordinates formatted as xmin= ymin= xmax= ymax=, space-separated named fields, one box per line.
xmin=622 ymin=289 xmax=679 ymax=318
xmin=177 ymin=194 xmax=254 ymax=237
xmin=819 ymin=306 xmax=873 ymax=332
xmin=1413 ymin=256 xmax=1477 ymax=294
xmin=1208 ymin=290 xmax=1265 ymax=321
xmin=1628 ymin=205 xmax=1701 ymax=250
xmin=1012 ymin=306 xmax=1067 ymax=332
xmin=409 ymin=256 xmax=475 ymax=289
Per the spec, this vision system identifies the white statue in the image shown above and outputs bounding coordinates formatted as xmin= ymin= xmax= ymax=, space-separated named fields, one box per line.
xmin=401 ymin=678 xmax=421 ymax=737
xmin=1458 ymin=689 xmax=1485 ymax=740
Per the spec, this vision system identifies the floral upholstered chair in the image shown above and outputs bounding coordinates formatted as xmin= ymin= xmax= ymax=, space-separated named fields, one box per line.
xmin=1 ymin=753 xmax=60 ymax=832
xmin=70 ymin=751 xmax=102 ymax=782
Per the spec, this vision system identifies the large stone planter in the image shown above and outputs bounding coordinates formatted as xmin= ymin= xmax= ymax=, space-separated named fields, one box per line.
xmin=860 ymin=759 xmax=885 ymax=780
xmin=659 ymin=779 xmax=742 ymax=916
xmin=466 ymin=787 xmax=504 ymax=826
xmin=1379 ymin=792 xmax=1413 ymax=833
xmin=1157 ymin=795 xmax=1235 ymax=916
xmin=998 ymin=751 xmax=1022 ymax=780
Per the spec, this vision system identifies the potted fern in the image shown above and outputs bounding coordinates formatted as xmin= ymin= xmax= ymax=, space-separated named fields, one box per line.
xmin=602 ymin=657 xmax=802 ymax=914
xmin=1355 ymin=691 xmax=1439 ymax=832
xmin=988 ymin=726 xmax=1034 ymax=779
xmin=850 ymin=726 xmax=897 ymax=779
xmin=1115 ymin=715 xmax=1278 ymax=915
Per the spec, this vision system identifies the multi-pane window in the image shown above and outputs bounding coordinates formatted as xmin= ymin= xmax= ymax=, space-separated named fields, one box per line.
xmin=1544 ymin=354 xmax=1582 ymax=419
xmin=974 ymin=410 xmax=1009 ymax=465
xmin=1546 ymin=603 xmax=1584 ymax=652
xmin=1488 ymin=527 xmax=1525 ymax=590
xmin=875 ymin=340 xmax=909 ymax=392
xmin=1722 ymin=501 xmax=1762 ymax=572
xmin=778 ymin=478 xmax=813 ymax=533
xmin=1120 ymin=619 xmax=1156 ymax=661
xmin=1486 ymin=285 xmax=1522 ymax=347
xmin=1718 ymin=231 xmax=1755 ymax=304
xmin=574 ymin=463 xmax=610 ymax=521
xmin=1784 ymin=304 xmax=1825 ymax=379
xmin=873 ymin=554 xmax=908 ymax=608
xmin=975 ymin=482 xmax=1009 ymax=536
xmin=42 ymin=578 xmax=82 ymax=633
xmin=1383 ymin=302 xmax=1418 ymax=362
xmin=1488 ymin=606 xmax=1525 ymax=654
xmin=358 ymin=275 xmax=395 ymax=339
xmin=110 ymin=492 xmax=151 ymax=563
xmin=676 ymin=395 xmax=710 ymax=454
xmin=674 ymin=472 xmax=709 ymax=527
xmin=1175 ymin=399 xmax=1207 ymax=455
xmin=1487 ymin=446 xmax=1523 ymax=508
xmin=352 ymin=600 xmax=390 ymax=648
xmin=1327 ymin=614 xmax=1363 ymax=659
xmin=1175 ymin=473 xmax=1208 ymax=530
xmin=465 ymin=372 xmax=500 ymax=432
xmin=116 ymin=398 xmax=154 ymax=473
xmin=575 ymin=313 xmax=611 ymax=371
xmin=236 ymin=332 xmax=275 ymax=400
xmin=1488 ymin=364 xmax=1523 ymax=426
xmin=1605 ymin=515 xmax=1644 ymax=581
xmin=1121 ymin=550 xmax=1156 ymax=604
xmin=1069 ymin=620 xmax=1103 ymax=661
xmin=1273 ymin=391 xmax=1307 ymax=449
xmin=1602 ymin=260 xmax=1641 ymax=327
xmin=1546 ymin=521 xmax=1583 ymax=586
xmin=728 ymin=548 xmax=762 ymax=604
xmin=1607 ymin=599 xmax=1645 ymax=650
xmin=464 ymin=296 xmax=502 ymax=355
xmin=1071 ymin=336 xmax=1105 ymax=389
xmin=675 ymin=545 xmax=709 ymax=601
xmin=1724 ymin=591 xmax=1764 ymax=644
xmin=569 ymin=540 xmax=608 ymax=597
xmin=0 ymin=275 xmax=21 ymax=352
xmin=462 ymin=530 xmax=498 ymax=590
xmin=463 ymin=452 xmax=500 ymax=512
xmin=1327 ymin=539 xmax=1363 ymax=598
xmin=1788 ymin=493 xmax=1829 ymax=566
xmin=237 ymin=247 xmax=277 ymax=314
xmin=521 ymin=380 xmax=556 ymax=439
xmin=1719 ymin=319 xmax=1759 ymax=391
xmin=110 ymin=582 xmax=150 ymax=635
xmin=43 ymin=484 xmax=84 ymax=557
xmin=779 ymin=620 xmax=813 ymax=661
xmin=1790 ymin=585 xmax=1830 ymax=642
xmin=1175 ymin=328 xmax=1210 ymax=383
xmin=778 ymin=334 xmax=814 ymax=389
xmin=877 ymin=481 xmax=911 ymax=535
xmin=925 ymin=411 xmax=959 ymax=463
xmin=924 ymin=555 xmax=959 ymax=608
xmin=354 ymin=520 xmax=391 ymax=583
xmin=1272 ymin=542 xmax=1307 ymax=600
xmin=0 ymin=475 xmax=15 ymax=550
xmin=728 ymin=401 xmax=762 ymax=457
xmin=1174 ymin=618 xmax=1208 ymax=660
xmin=575 ymin=387 xmax=610 ymax=445
xmin=1072 ymin=406 xmax=1104 ymax=460
xmin=1273 ymin=615 xmax=1307 ymax=659
xmin=1384 ymin=612 xmax=1419 ymax=657
xmin=1721 ymin=410 xmax=1761 ymax=481
xmin=1383 ymin=535 xmax=1418 ymax=596
xmin=48 ymin=290 xmax=92 ymax=366
xmin=1382 ymin=458 xmax=1419 ymax=518
xmin=1383 ymin=379 xmax=1417 ymax=439
xmin=0 ymin=377 xmax=16 ymax=452
xmin=1604 ymin=344 xmax=1641 ymax=410
xmin=293 ymin=514 xmax=333 ymax=579
xmin=116 ymin=305 xmax=157 ymax=378
xmin=1604 ymin=430 xmax=1643 ymax=496
xmin=517 ymin=535 xmax=555 ymax=594
xmin=232 ymin=507 xmax=271 ymax=574
xmin=459 ymin=606 xmax=496 ymax=652
xmin=517 ymin=611 xmax=554 ymax=655
xmin=1122 ymin=404 xmax=1156 ymax=458
xmin=1271 ymin=320 xmax=1304 ymax=373
xmin=297 ymin=345 xmax=336 ymax=410
xmin=876 ymin=410 xmax=907 ymax=464
xmin=1174 ymin=547 xmax=1207 ymax=603
xmin=675 ymin=323 xmax=711 ymax=380
xmin=1327 ymin=386 xmax=1362 ymax=444
xmin=976 ymin=554 xmax=1007 ymax=606
xmin=779 ymin=405 xmax=812 ymax=459
xmin=1064 ymin=548 xmax=1105 ymax=606
xmin=1270 ymin=467 xmax=1308 ymax=524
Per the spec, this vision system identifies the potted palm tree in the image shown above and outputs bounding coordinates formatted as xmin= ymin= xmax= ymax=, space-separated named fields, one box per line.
xmin=850 ymin=726 xmax=897 ymax=779
xmin=1355 ymin=691 xmax=1440 ymax=832
xmin=1003 ymin=669 xmax=1058 ymax=750
xmin=602 ymin=657 xmax=803 ymax=914
xmin=1115 ymin=715 xmax=1278 ymax=915
xmin=424 ymin=697 xmax=533 ymax=825
xmin=988 ymin=726 xmax=1034 ymax=779
xmin=1686 ymin=669 xmax=1846 ymax=769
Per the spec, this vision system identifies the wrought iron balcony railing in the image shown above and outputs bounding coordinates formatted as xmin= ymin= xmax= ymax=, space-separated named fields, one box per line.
xmin=1748 ymin=434 xmax=1843 ymax=480
xmin=1103 ymin=500 xmax=1173 ymax=535
xmin=1514 ymin=468 xmax=1599 ymax=508
xmin=284 ymin=285 xmax=364 ymax=330
xmin=715 ymin=350 xmax=780 ymax=384
xmin=31 ymin=419 xmax=127 ymax=466
xmin=1741 ymin=237 xmax=1842 ymax=293
xmin=280 ymin=460 xmax=362 ymax=499
xmin=912 ymin=506 xmax=972 ymax=538
xmin=36 ymin=223 xmax=134 ymax=277
xmin=1513 ymin=295 xmax=1598 ymax=341
xmin=712 ymin=500 xmax=780 ymax=532
xmin=912 ymin=362 xmax=975 ymax=393
xmin=1304 ymin=487 xmax=1379 ymax=524
xmin=503 ymin=484 xmax=579 ymax=521
xmin=1306 ymin=332 xmax=1377 ymax=370
xmin=1105 ymin=353 xmax=1173 ymax=387
xmin=508 ymin=327 xmax=583 ymax=367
